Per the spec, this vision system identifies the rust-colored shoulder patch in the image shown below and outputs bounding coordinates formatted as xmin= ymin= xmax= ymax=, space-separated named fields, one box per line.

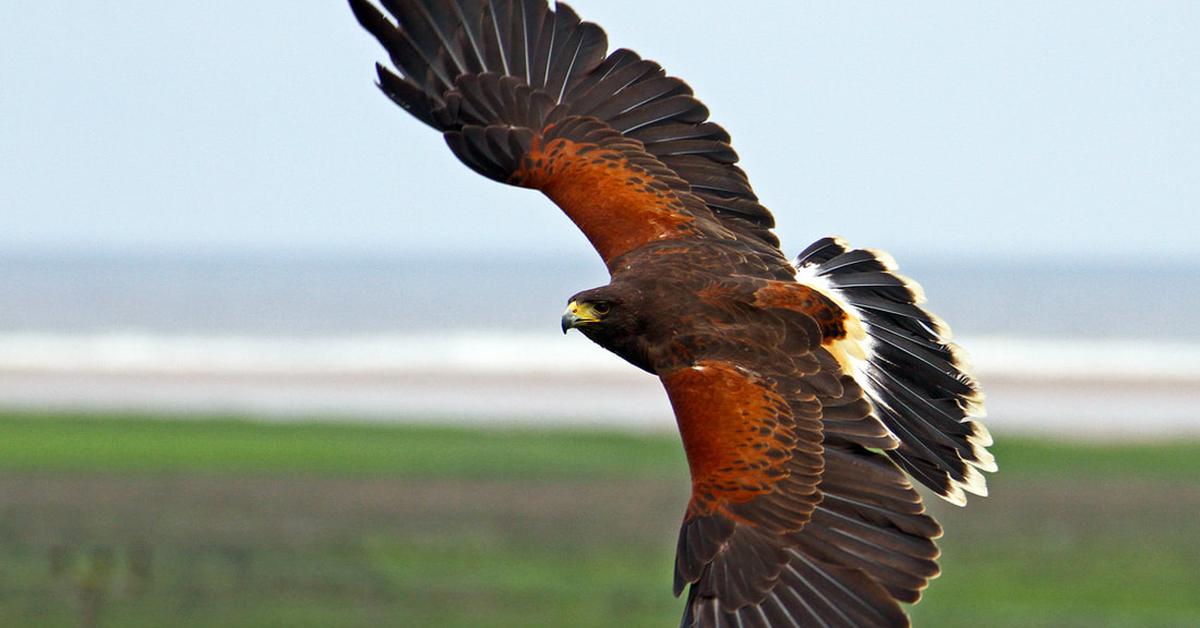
xmin=513 ymin=135 xmax=699 ymax=264
xmin=753 ymin=282 xmax=849 ymax=340
xmin=661 ymin=361 xmax=803 ymax=520
xmin=753 ymin=281 xmax=869 ymax=375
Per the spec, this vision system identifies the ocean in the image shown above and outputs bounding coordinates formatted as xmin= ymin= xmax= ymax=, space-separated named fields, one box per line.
xmin=4 ymin=251 xmax=1196 ymax=336
xmin=1 ymin=251 xmax=1196 ymax=435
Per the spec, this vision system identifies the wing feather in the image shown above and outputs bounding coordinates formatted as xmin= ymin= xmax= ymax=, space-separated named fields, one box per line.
xmin=350 ymin=0 xmax=785 ymax=266
xmin=682 ymin=444 xmax=940 ymax=628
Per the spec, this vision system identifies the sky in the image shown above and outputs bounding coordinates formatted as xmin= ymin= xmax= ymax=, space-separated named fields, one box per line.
xmin=2 ymin=1 xmax=1197 ymax=264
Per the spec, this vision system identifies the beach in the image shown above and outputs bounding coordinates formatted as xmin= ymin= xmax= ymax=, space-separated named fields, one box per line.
xmin=1 ymin=334 xmax=1197 ymax=439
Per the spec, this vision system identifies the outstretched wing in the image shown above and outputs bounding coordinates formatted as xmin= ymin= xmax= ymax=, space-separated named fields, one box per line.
xmin=655 ymin=292 xmax=935 ymax=627
xmin=682 ymin=441 xmax=943 ymax=628
xmin=349 ymin=0 xmax=785 ymax=269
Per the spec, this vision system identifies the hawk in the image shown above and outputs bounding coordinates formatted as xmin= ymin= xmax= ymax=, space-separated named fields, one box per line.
xmin=348 ymin=2 xmax=995 ymax=626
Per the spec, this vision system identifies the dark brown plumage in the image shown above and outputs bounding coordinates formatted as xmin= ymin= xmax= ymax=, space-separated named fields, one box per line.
xmin=347 ymin=2 xmax=995 ymax=625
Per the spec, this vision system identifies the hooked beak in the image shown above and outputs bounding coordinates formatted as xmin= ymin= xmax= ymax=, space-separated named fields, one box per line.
xmin=561 ymin=301 xmax=602 ymax=334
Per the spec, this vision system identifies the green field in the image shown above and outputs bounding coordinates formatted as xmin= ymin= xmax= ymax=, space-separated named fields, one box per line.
xmin=1 ymin=413 xmax=1198 ymax=627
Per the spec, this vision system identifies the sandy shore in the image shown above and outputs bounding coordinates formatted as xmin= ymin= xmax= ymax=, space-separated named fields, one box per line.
xmin=2 ymin=367 xmax=1196 ymax=439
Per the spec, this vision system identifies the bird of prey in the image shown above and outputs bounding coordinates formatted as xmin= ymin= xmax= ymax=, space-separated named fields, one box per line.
xmin=348 ymin=1 xmax=995 ymax=626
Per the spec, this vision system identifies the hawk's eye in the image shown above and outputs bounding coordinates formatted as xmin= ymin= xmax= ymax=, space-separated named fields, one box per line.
xmin=592 ymin=302 xmax=611 ymax=315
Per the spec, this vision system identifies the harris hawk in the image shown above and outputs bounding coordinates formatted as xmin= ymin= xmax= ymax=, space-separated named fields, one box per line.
xmin=347 ymin=1 xmax=995 ymax=626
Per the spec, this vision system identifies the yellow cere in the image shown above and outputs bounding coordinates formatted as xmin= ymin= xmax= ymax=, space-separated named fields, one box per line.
xmin=567 ymin=301 xmax=603 ymax=323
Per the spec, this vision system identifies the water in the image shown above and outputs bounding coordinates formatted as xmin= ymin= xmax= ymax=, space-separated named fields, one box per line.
xmin=2 ymin=251 xmax=1195 ymax=339
xmin=0 ymin=252 xmax=606 ymax=336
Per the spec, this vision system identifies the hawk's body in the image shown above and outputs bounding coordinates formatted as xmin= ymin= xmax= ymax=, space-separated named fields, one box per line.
xmin=348 ymin=2 xmax=994 ymax=625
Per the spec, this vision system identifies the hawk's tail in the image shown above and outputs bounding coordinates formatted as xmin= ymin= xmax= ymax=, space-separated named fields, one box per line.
xmin=794 ymin=237 xmax=996 ymax=505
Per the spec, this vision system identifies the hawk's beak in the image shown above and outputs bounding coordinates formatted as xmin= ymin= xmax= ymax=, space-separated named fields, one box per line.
xmin=561 ymin=301 xmax=601 ymax=334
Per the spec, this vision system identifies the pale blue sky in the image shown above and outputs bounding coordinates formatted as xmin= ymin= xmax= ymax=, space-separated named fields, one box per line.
xmin=2 ymin=1 xmax=1196 ymax=264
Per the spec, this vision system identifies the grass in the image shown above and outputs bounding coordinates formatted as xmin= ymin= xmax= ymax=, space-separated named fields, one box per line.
xmin=4 ymin=412 xmax=1199 ymax=479
xmin=0 ymin=413 xmax=684 ymax=479
xmin=0 ymin=411 xmax=1198 ymax=627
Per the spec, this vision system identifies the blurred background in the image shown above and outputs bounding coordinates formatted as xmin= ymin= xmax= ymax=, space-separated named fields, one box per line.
xmin=2 ymin=1 xmax=1198 ymax=626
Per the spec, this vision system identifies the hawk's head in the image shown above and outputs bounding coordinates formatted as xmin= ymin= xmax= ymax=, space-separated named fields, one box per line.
xmin=562 ymin=284 xmax=653 ymax=373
